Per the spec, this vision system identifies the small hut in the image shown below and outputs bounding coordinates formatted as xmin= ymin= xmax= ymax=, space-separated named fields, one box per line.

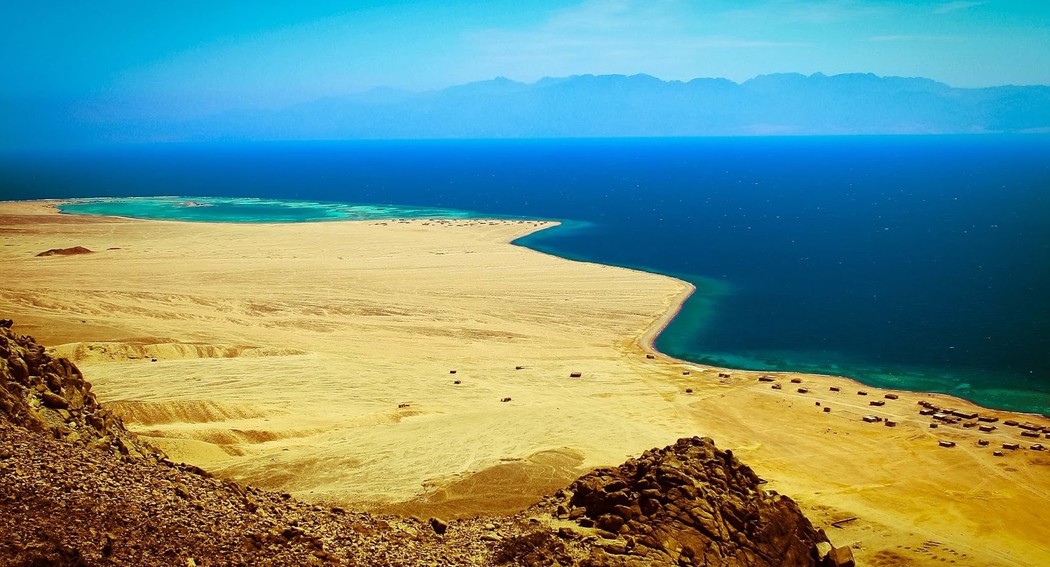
xmin=569 ymin=372 xmax=582 ymax=378
xmin=938 ymin=440 xmax=956 ymax=448
xmin=884 ymin=393 xmax=899 ymax=400
xmin=829 ymin=386 xmax=841 ymax=392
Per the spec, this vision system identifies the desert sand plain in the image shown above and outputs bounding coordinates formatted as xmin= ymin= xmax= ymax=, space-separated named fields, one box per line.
xmin=1 ymin=200 xmax=1048 ymax=566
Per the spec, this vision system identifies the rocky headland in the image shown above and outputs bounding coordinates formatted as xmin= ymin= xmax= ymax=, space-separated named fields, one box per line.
xmin=0 ymin=319 xmax=852 ymax=566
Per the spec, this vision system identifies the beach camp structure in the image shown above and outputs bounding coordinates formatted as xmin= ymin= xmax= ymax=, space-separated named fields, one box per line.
xmin=685 ymin=388 xmax=693 ymax=394
xmin=919 ymin=408 xmax=935 ymax=416
xmin=979 ymin=425 xmax=996 ymax=433
xmin=501 ymin=397 xmax=511 ymax=403
xmin=683 ymin=371 xmax=691 ymax=376
xmin=869 ymin=400 xmax=885 ymax=407
xmin=952 ymin=410 xmax=979 ymax=419
xmin=797 ymin=388 xmax=809 ymax=394
xmin=453 ymin=380 xmax=461 ymax=385
xmin=398 ymin=403 xmax=410 ymax=409
xmin=993 ymin=450 xmax=1004 ymax=457
xmin=449 ymin=370 xmax=457 ymax=374
xmin=862 ymin=415 xmax=879 ymax=423
xmin=646 ymin=354 xmax=655 ymax=359
xmin=885 ymin=420 xmax=897 ymax=427
xmin=1003 ymin=443 xmax=1020 ymax=450
xmin=857 ymin=391 xmax=868 ymax=396
xmin=791 ymin=378 xmax=802 ymax=384
xmin=978 ymin=415 xmax=999 ymax=423
xmin=758 ymin=376 xmax=775 ymax=382
xmin=1004 ymin=419 xmax=1019 ymax=426
xmin=978 ymin=439 xmax=990 ymax=446
xmin=939 ymin=440 xmax=955 ymax=448
xmin=884 ymin=393 xmax=899 ymax=400
xmin=771 ymin=384 xmax=782 ymax=390
xmin=829 ymin=386 xmax=840 ymax=392
xmin=1032 ymin=444 xmax=1045 ymax=451
xmin=570 ymin=372 xmax=582 ymax=378
xmin=963 ymin=422 xmax=977 ymax=428
xmin=929 ymin=423 xmax=938 ymax=429
xmin=1021 ymin=430 xmax=1040 ymax=438
xmin=823 ymin=407 xmax=831 ymax=413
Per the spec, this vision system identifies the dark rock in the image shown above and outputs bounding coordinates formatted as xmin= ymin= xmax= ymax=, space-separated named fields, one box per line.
xmin=40 ymin=390 xmax=69 ymax=409
xmin=823 ymin=545 xmax=855 ymax=567
xmin=429 ymin=517 xmax=448 ymax=535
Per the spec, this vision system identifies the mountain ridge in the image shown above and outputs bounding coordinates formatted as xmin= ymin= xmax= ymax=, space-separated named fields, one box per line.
xmin=174 ymin=72 xmax=1050 ymax=141
xmin=6 ymin=72 xmax=1050 ymax=146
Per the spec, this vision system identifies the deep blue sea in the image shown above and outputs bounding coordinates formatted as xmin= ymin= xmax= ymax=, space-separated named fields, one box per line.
xmin=2 ymin=137 xmax=1048 ymax=416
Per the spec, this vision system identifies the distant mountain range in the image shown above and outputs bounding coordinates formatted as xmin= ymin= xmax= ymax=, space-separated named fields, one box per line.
xmin=9 ymin=73 xmax=1050 ymax=146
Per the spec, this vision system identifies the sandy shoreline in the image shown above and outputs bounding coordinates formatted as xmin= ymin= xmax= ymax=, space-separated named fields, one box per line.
xmin=2 ymin=199 xmax=1049 ymax=566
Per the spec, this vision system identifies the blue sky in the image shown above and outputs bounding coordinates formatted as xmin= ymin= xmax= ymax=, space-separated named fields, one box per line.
xmin=3 ymin=0 xmax=1048 ymax=115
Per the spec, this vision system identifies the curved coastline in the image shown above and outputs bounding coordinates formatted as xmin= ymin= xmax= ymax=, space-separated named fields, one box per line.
xmin=38 ymin=195 xmax=1050 ymax=419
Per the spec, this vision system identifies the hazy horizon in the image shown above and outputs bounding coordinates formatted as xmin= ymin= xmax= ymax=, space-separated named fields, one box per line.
xmin=3 ymin=1 xmax=1048 ymax=147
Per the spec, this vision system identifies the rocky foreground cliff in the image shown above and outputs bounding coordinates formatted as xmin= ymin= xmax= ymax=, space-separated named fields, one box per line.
xmin=0 ymin=320 xmax=854 ymax=566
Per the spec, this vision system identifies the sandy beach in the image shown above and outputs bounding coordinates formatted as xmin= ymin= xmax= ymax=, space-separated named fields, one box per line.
xmin=1 ymin=200 xmax=1048 ymax=566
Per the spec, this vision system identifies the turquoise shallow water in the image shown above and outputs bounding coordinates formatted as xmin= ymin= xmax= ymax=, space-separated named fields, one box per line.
xmin=7 ymin=138 xmax=1049 ymax=417
xmin=59 ymin=196 xmax=476 ymax=223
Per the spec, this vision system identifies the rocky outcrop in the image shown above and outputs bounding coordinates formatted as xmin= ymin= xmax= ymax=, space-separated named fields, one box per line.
xmin=0 ymin=320 xmax=156 ymax=460
xmin=35 ymin=246 xmax=94 ymax=257
xmin=540 ymin=436 xmax=828 ymax=566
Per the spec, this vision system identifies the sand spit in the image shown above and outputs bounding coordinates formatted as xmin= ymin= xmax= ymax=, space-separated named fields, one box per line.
xmin=1 ymin=200 xmax=1048 ymax=566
